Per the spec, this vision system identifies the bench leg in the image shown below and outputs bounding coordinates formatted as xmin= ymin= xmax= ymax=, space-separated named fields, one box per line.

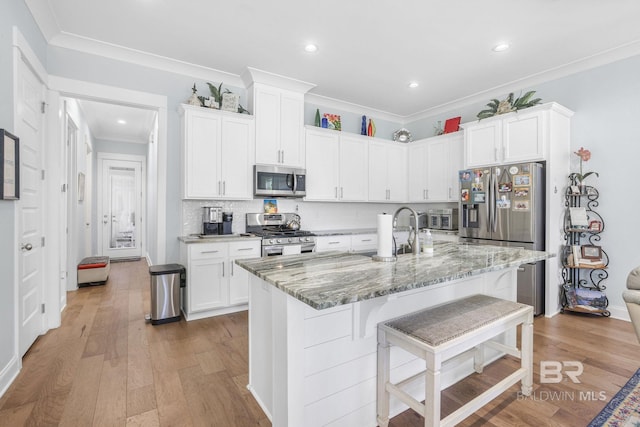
xmin=377 ymin=329 xmax=390 ymax=427
xmin=473 ymin=344 xmax=484 ymax=374
xmin=424 ymin=353 xmax=441 ymax=427
xmin=521 ymin=311 xmax=534 ymax=396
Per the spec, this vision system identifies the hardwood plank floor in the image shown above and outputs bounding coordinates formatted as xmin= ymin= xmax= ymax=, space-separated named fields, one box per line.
xmin=0 ymin=259 xmax=637 ymax=426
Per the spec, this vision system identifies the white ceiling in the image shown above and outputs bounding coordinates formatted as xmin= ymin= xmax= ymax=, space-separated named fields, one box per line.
xmin=26 ymin=0 xmax=640 ymax=124
xmin=77 ymin=100 xmax=156 ymax=143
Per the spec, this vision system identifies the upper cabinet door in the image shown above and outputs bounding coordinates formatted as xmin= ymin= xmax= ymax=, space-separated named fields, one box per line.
xmin=502 ymin=110 xmax=544 ymax=163
xmin=368 ymin=141 xmax=390 ymax=202
xmin=305 ymin=129 xmax=340 ymax=200
xmin=279 ymin=92 xmax=305 ymax=168
xmin=254 ymin=86 xmax=280 ymax=165
xmin=464 ymin=120 xmax=501 ymax=168
xmin=408 ymin=142 xmax=428 ymax=202
xmin=426 ymin=138 xmax=449 ymax=201
xmin=385 ymin=144 xmax=407 ymax=202
xmin=220 ymin=115 xmax=254 ymax=199
xmin=183 ymin=107 xmax=221 ymax=199
xmin=339 ymin=135 xmax=368 ymax=201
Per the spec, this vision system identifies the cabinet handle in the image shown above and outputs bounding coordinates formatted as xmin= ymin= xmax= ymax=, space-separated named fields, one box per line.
xmin=448 ymin=188 xmax=452 ymax=199
xmin=340 ymin=187 xmax=343 ymax=199
xmin=223 ymin=181 xmax=226 ymax=195
xmin=222 ymin=261 xmax=225 ymax=277
xmin=231 ymin=261 xmax=234 ymax=276
xmin=361 ymin=239 xmax=372 ymax=242
xmin=281 ymin=150 xmax=285 ymax=164
xmin=328 ymin=241 xmax=340 ymax=245
xmin=386 ymin=189 xmax=390 ymax=200
xmin=494 ymin=147 xmax=498 ymax=161
xmin=237 ymin=247 xmax=254 ymax=251
xmin=201 ymin=250 xmax=219 ymax=254
xmin=335 ymin=187 xmax=338 ymax=198
xmin=426 ymin=189 xmax=429 ymax=199
xmin=218 ymin=181 xmax=222 ymax=195
xmin=423 ymin=189 xmax=426 ymax=200
xmin=502 ymin=146 xmax=506 ymax=160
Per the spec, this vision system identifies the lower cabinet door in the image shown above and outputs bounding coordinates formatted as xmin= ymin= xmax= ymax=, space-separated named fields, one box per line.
xmin=229 ymin=256 xmax=254 ymax=305
xmin=188 ymin=257 xmax=227 ymax=312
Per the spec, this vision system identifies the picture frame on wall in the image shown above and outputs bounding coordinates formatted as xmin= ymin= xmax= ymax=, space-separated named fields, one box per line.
xmin=0 ymin=129 xmax=19 ymax=200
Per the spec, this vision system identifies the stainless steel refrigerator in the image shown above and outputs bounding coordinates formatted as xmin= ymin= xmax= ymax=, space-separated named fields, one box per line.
xmin=459 ymin=162 xmax=545 ymax=314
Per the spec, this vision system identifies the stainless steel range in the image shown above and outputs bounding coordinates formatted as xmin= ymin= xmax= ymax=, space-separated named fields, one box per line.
xmin=246 ymin=213 xmax=316 ymax=256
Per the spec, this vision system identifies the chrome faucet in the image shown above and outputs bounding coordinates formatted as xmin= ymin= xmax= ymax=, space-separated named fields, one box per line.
xmin=393 ymin=206 xmax=421 ymax=255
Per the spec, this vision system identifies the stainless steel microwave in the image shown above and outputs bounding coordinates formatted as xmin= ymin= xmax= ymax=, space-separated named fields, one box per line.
xmin=254 ymin=165 xmax=306 ymax=198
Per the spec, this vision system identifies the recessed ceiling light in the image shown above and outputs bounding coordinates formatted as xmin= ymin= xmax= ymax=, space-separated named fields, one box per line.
xmin=304 ymin=44 xmax=318 ymax=53
xmin=117 ymin=119 xmax=127 ymax=125
xmin=492 ymin=42 xmax=510 ymax=52
xmin=408 ymin=82 xmax=419 ymax=89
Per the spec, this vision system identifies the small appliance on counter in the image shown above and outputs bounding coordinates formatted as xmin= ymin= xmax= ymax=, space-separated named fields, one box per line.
xmin=222 ymin=212 xmax=233 ymax=235
xmin=202 ymin=206 xmax=222 ymax=235
xmin=427 ymin=208 xmax=459 ymax=230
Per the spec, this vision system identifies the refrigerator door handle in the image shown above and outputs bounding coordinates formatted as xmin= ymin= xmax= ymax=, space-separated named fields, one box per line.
xmin=486 ymin=172 xmax=492 ymax=232
xmin=492 ymin=169 xmax=499 ymax=232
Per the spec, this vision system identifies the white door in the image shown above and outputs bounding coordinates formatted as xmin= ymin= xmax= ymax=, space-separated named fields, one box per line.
xmin=16 ymin=56 xmax=45 ymax=356
xmin=98 ymin=157 xmax=144 ymax=259
xmin=84 ymin=138 xmax=92 ymax=256
xmin=339 ymin=136 xmax=368 ymax=201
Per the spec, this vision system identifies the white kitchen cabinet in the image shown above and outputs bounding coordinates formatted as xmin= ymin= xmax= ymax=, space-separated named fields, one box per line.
xmin=463 ymin=103 xmax=570 ymax=168
xmin=181 ymin=239 xmax=261 ymax=320
xmin=408 ymin=132 xmax=463 ymax=202
xmin=252 ymin=84 xmax=305 ymax=168
xmin=305 ymin=128 xmax=368 ymax=201
xmin=180 ymin=105 xmax=254 ymax=200
xmin=368 ymin=140 xmax=407 ymax=202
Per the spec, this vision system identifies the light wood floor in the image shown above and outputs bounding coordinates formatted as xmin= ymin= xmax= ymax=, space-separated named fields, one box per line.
xmin=0 ymin=259 xmax=637 ymax=426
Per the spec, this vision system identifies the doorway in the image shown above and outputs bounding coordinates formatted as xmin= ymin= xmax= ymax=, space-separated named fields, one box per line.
xmin=97 ymin=154 xmax=145 ymax=260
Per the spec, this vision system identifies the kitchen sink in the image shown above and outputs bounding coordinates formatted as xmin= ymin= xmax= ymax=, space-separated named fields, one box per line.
xmin=357 ymin=243 xmax=414 ymax=258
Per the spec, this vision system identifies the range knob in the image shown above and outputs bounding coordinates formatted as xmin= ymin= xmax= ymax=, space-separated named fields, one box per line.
xmin=288 ymin=238 xmax=292 ymax=243
xmin=269 ymin=239 xmax=275 ymax=244
xmin=277 ymin=239 xmax=282 ymax=243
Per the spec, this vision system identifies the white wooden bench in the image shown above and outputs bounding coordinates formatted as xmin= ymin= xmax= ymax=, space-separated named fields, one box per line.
xmin=377 ymin=294 xmax=533 ymax=427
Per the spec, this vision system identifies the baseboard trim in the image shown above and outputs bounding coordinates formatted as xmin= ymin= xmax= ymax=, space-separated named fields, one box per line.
xmin=0 ymin=353 xmax=20 ymax=399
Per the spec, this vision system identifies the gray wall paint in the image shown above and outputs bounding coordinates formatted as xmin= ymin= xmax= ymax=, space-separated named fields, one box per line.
xmin=1 ymin=0 xmax=48 ymax=392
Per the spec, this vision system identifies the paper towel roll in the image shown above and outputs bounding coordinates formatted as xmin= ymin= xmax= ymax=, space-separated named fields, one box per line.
xmin=377 ymin=214 xmax=394 ymax=258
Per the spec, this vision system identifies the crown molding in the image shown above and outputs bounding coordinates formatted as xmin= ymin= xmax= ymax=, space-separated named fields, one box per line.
xmin=305 ymin=92 xmax=403 ymax=124
xmin=405 ymin=39 xmax=640 ymax=123
xmin=12 ymin=26 xmax=47 ymax=86
xmin=241 ymin=67 xmax=316 ymax=93
xmin=48 ymin=32 xmax=245 ymax=87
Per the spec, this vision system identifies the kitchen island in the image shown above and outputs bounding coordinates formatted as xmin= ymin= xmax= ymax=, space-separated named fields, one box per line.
xmin=235 ymin=242 xmax=552 ymax=427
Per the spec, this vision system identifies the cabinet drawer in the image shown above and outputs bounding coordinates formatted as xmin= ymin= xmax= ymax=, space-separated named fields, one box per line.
xmin=316 ymin=235 xmax=351 ymax=252
xmin=189 ymin=243 xmax=228 ymax=260
xmin=351 ymin=234 xmax=378 ymax=250
xmin=229 ymin=240 xmax=261 ymax=257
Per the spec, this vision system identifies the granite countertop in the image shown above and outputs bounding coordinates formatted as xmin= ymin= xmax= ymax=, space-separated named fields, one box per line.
xmin=235 ymin=242 xmax=553 ymax=310
xmin=179 ymin=234 xmax=261 ymax=243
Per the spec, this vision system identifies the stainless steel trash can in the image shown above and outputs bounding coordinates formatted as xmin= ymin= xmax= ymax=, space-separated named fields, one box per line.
xmin=148 ymin=264 xmax=185 ymax=325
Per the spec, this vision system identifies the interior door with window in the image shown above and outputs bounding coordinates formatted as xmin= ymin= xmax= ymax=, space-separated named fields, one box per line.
xmin=99 ymin=157 xmax=143 ymax=259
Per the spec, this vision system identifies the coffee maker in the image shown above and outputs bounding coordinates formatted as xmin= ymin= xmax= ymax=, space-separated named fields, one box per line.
xmin=202 ymin=206 xmax=222 ymax=235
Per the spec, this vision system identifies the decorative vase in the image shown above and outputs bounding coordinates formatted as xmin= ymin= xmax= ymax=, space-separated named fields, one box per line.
xmin=361 ymin=116 xmax=367 ymax=135
xmin=315 ymin=109 xmax=321 ymax=127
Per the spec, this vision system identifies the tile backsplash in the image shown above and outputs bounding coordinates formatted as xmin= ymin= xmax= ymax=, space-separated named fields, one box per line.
xmin=182 ymin=199 xmax=454 ymax=236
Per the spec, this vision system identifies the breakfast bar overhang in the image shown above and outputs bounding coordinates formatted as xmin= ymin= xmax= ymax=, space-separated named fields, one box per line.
xmin=235 ymin=242 xmax=553 ymax=427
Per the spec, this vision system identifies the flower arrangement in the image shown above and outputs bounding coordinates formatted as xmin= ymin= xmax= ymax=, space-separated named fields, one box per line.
xmin=571 ymin=147 xmax=599 ymax=183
